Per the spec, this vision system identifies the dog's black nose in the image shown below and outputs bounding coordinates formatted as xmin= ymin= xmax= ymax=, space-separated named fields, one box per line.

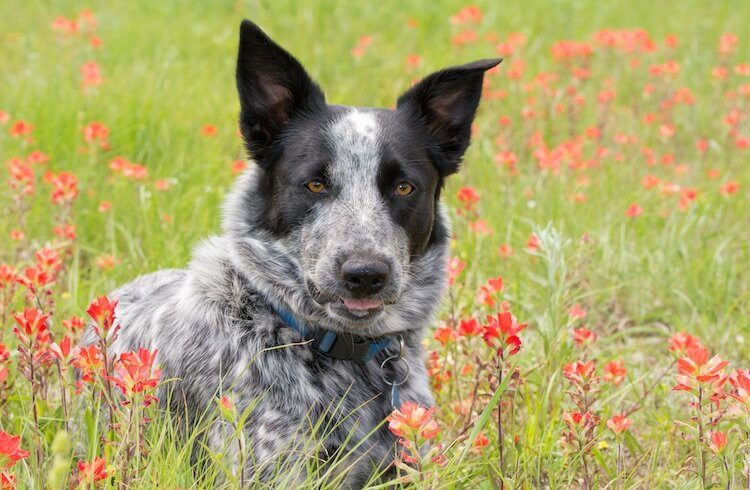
xmin=341 ymin=259 xmax=389 ymax=297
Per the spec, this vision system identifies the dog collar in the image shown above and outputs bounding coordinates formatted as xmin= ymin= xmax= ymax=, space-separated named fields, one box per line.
xmin=273 ymin=305 xmax=392 ymax=364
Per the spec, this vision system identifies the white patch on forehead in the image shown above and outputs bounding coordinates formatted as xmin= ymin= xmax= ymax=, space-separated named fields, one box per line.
xmin=327 ymin=110 xmax=380 ymax=159
xmin=346 ymin=111 xmax=378 ymax=139
xmin=326 ymin=109 xmax=382 ymax=198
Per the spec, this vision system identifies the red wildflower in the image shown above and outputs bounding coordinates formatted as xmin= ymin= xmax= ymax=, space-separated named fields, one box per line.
xmin=44 ymin=171 xmax=78 ymax=205
xmin=95 ymin=255 xmax=118 ymax=271
xmin=526 ymin=233 xmax=540 ymax=252
xmin=0 ymin=432 xmax=29 ymax=469
xmin=108 ymin=348 xmax=161 ymax=402
xmin=62 ymin=315 xmax=86 ymax=334
xmin=1 ymin=471 xmax=15 ymax=489
xmin=219 ymin=395 xmax=235 ymax=411
xmin=498 ymin=243 xmax=514 ymax=259
xmin=450 ymin=5 xmax=483 ymax=25
xmin=82 ymin=122 xmax=108 ymax=141
xmin=551 ymin=40 xmax=594 ymax=62
xmin=86 ymin=295 xmax=118 ymax=337
xmin=570 ymin=327 xmax=597 ymax=348
xmin=34 ymin=247 xmax=62 ymax=275
xmin=53 ymin=223 xmax=76 ymax=240
xmin=350 ymin=35 xmax=373 ymax=59
xmin=564 ymin=360 xmax=597 ymax=387
xmin=51 ymin=16 xmax=78 ymax=34
xmin=481 ymin=311 xmax=527 ymax=357
xmin=641 ymin=174 xmax=660 ymax=189
xmin=12 ymin=308 xmax=51 ymax=347
xmin=7 ymin=159 xmax=34 ymax=195
xmin=50 ymin=336 xmax=74 ymax=365
xmin=673 ymin=346 xmax=728 ymax=391
xmin=231 ymin=159 xmax=246 ymax=174
xmin=452 ymin=30 xmax=478 ymax=46
xmin=457 ymin=318 xmax=481 ymax=337
xmin=447 ymin=257 xmax=465 ymax=286
xmin=476 ymin=285 xmax=496 ymax=308
xmin=15 ymin=265 xmax=52 ymax=294
xmin=386 ymin=401 xmax=440 ymax=440
xmin=720 ymin=180 xmax=740 ymax=196
xmin=603 ymin=360 xmax=627 ymax=386
xmin=708 ymin=431 xmax=728 ymax=454
xmin=457 ymin=186 xmax=480 ymax=209
xmin=8 ymin=120 xmax=33 ymax=137
xmin=606 ymin=414 xmax=632 ymax=435
xmin=77 ymin=456 xmax=107 ymax=485
xmin=625 ymin=203 xmax=643 ymax=217
xmin=718 ymin=33 xmax=738 ymax=56
xmin=433 ymin=325 xmax=458 ymax=346
xmin=473 ymin=433 xmax=489 ymax=450
xmin=487 ymin=276 xmax=503 ymax=292
xmin=562 ymin=411 xmax=597 ymax=433
xmin=201 ymin=124 xmax=218 ymax=137
xmin=217 ymin=395 xmax=238 ymax=422
xmin=0 ymin=265 xmax=17 ymax=290
xmin=73 ymin=344 xmax=104 ymax=384
xmin=404 ymin=54 xmax=421 ymax=71
xmin=80 ymin=61 xmax=103 ymax=90
xmin=568 ymin=303 xmax=587 ymax=320
xmin=83 ymin=121 xmax=109 ymax=146
xmin=668 ymin=331 xmax=703 ymax=354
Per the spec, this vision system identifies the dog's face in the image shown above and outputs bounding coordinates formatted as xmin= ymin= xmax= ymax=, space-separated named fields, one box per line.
xmin=233 ymin=20 xmax=499 ymax=332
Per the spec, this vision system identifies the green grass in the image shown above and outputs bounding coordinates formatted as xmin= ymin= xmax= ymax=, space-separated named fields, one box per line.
xmin=1 ymin=0 xmax=750 ymax=487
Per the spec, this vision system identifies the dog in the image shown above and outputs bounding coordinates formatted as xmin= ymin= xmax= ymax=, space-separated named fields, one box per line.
xmin=83 ymin=19 xmax=499 ymax=486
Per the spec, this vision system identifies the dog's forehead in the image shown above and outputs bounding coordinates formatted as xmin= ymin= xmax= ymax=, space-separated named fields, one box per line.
xmin=325 ymin=109 xmax=382 ymax=178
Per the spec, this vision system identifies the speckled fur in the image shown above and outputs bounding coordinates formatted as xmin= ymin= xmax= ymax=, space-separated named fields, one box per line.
xmin=82 ymin=110 xmax=447 ymax=486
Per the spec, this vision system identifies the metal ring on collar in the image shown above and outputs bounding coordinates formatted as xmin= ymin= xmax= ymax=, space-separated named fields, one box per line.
xmin=380 ymin=355 xmax=410 ymax=386
xmin=385 ymin=334 xmax=405 ymax=361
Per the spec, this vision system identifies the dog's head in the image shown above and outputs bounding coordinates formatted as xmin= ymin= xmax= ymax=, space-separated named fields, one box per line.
xmin=227 ymin=20 xmax=499 ymax=335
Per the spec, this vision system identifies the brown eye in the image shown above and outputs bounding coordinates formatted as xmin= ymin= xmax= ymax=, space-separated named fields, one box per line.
xmin=394 ymin=181 xmax=415 ymax=197
xmin=305 ymin=180 xmax=326 ymax=194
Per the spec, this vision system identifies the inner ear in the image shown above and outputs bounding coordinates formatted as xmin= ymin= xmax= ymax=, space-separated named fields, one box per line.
xmin=236 ymin=20 xmax=325 ymax=166
xmin=397 ymin=58 xmax=501 ymax=177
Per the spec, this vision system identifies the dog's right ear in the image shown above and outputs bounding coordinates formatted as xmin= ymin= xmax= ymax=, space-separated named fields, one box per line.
xmin=236 ymin=20 xmax=325 ymax=165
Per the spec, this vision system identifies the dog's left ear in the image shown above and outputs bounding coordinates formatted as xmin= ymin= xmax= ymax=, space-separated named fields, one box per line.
xmin=397 ymin=58 xmax=501 ymax=176
xmin=236 ymin=20 xmax=326 ymax=165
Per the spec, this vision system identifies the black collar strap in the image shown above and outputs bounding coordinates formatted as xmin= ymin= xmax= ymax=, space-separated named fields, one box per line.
xmin=273 ymin=305 xmax=392 ymax=364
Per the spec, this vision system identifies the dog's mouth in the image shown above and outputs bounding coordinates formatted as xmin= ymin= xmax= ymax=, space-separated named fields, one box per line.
xmin=331 ymin=298 xmax=384 ymax=319
xmin=306 ymin=279 xmax=391 ymax=321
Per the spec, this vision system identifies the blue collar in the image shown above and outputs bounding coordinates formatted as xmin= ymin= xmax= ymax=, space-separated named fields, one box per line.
xmin=273 ymin=305 xmax=392 ymax=364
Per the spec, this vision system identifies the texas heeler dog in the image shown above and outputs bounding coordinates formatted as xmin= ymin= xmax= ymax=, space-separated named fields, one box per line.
xmin=85 ymin=19 xmax=499 ymax=486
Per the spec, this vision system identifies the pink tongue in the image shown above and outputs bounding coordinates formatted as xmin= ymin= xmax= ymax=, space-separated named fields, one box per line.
xmin=343 ymin=298 xmax=384 ymax=311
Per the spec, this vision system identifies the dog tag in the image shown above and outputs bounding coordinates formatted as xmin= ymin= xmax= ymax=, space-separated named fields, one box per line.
xmin=390 ymin=383 xmax=401 ymax=409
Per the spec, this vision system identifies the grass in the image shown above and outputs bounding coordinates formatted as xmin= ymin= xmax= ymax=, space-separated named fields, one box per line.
xmin=1 ymin=0 xmax=750 ymax=487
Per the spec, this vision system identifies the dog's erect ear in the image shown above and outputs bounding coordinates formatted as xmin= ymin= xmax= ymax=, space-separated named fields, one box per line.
xmin=236 ymin=20 xmax=325 ymax=165
xmin=397 ymin=58 xmax=501 ymax=176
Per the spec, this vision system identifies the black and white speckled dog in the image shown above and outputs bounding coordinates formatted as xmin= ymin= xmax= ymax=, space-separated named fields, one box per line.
xmin=85 ymin=20 xmax=499 ymax=486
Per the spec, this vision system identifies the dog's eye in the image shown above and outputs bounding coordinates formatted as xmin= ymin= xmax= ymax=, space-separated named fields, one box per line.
xmin=305 ymin=180 xmax=327 ymax=194
xmin=394 ymin=182 xmax=415 ymax=197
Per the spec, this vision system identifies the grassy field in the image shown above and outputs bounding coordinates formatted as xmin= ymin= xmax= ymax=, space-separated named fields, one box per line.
xmin=1 ymin=0 xmax=750 ymax=487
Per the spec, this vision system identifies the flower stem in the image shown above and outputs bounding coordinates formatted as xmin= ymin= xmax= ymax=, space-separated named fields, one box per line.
xmin=497 ymin=359 xmax=504 ymax=477
xmin=697 ymin=386 xmax=706 ymax=489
